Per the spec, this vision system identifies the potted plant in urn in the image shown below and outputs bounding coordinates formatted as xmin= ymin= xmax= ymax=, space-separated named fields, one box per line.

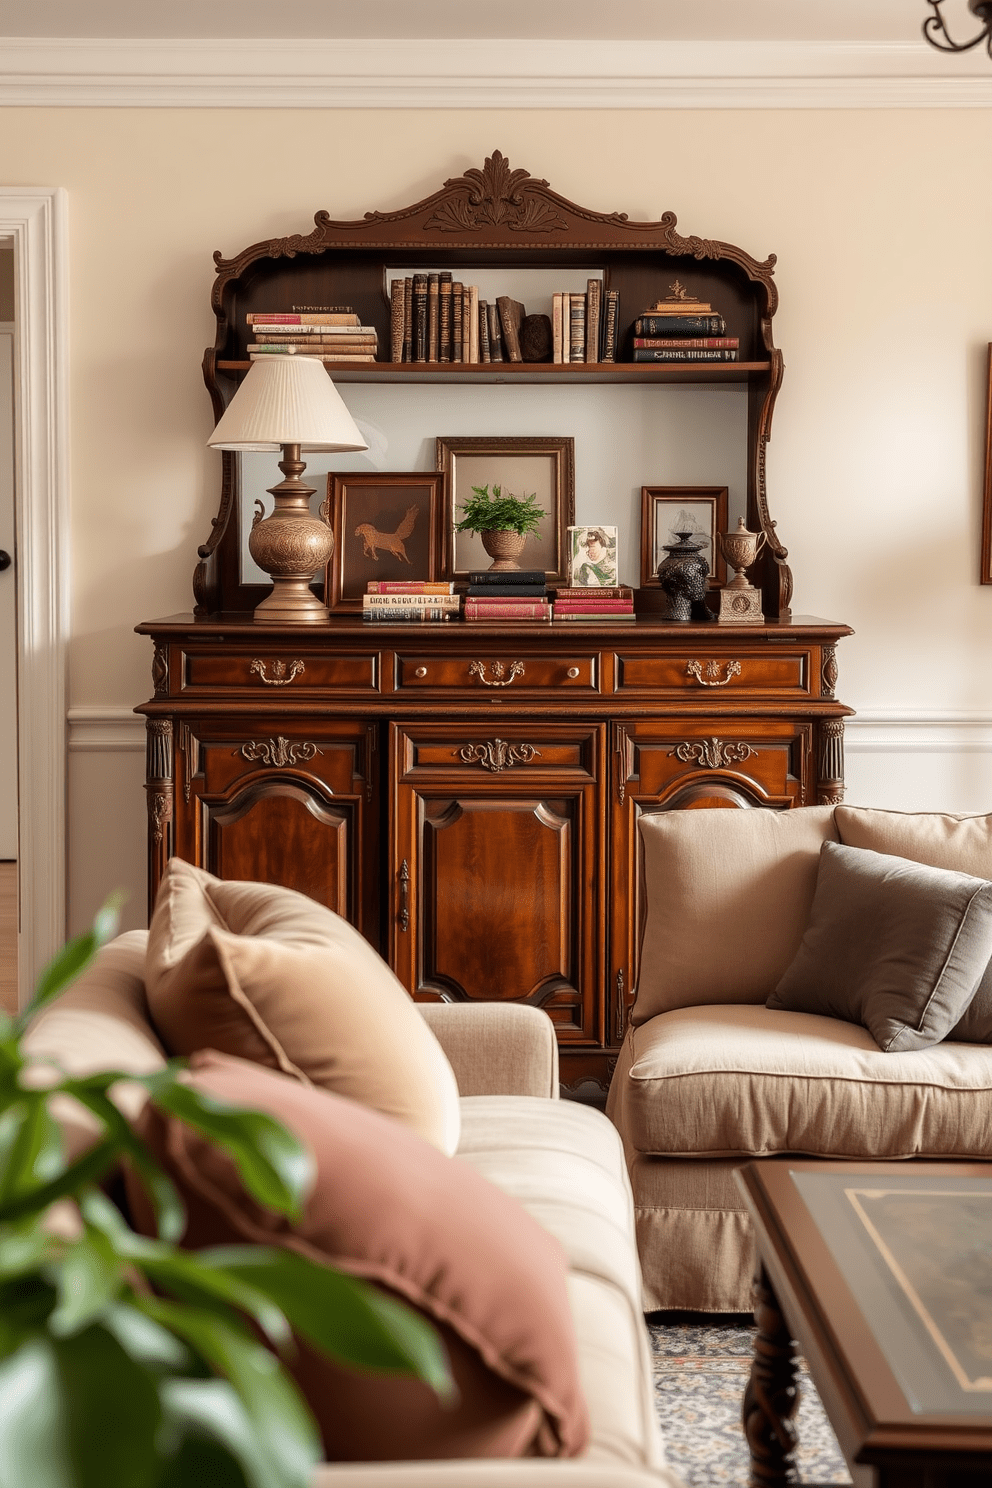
xmin=454 ymin=483 xmax=546 ymax=571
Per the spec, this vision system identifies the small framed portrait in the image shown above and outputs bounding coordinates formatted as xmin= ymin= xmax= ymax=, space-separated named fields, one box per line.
xmin=568 ymin=526 xmax=619 ymax=588
xmin=323 ymin=472 xmax=445 ymax=610
xmin=640 ymin=485 xmax=729 ymax=589
xmin=435 ymin=435 xmax=575 ymax=582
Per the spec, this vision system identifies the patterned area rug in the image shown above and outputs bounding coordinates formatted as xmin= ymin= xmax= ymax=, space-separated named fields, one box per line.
xmin=648 ymin=1314 xmax=852 ymax=1485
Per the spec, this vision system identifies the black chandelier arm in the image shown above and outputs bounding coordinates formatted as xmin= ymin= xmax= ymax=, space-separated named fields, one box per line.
xmin=922 ymin=0 xmax=992 ymax=55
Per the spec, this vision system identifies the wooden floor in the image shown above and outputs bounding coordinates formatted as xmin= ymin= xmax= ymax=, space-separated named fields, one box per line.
xmin=0 ymin=861 xmax=16 ymax=1013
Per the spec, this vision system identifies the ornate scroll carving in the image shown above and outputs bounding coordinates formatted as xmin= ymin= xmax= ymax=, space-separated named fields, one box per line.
xmin=455 ymin=739 xmax=541 ymax=773
xmin=468 ymin=660 xmax=525 ymax=688
xmin=425 ymin=151 xmax=568 ymax=235
xmin=239 ymin=737 xmax=323 ymax=768
xmin=816 ymin=718 xmax=846 ymax=805
xmin=151 ymin=642 xmax=169 ymax=698
xmin=249 ymin=658 xmax=305 ymax=686
xmin=149 ymin=791 xmax=172 ymax=847
xmin=669 ymin=738 xmax=757 ymax=769
xmin=685 ymin=659 xmax=742 ymax=688
xmin=743 ymin=1267 xmax=801 ymax=1488
xmin=821 ymin=645 xmax=838 ymax=699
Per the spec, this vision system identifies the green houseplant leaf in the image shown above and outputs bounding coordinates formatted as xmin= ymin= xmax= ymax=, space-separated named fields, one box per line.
xmin=454 ymin=482 xmax=546 ymax=536
xmin=0 ymin=899 xmax=453 ymax=1488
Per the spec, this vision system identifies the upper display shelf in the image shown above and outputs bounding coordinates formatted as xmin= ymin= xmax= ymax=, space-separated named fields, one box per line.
xmin=196 ymin=151 xmax=791 ymax=618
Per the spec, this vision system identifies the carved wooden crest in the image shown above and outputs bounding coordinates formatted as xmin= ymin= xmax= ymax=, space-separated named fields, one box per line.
xmin=424 ymin=151 xmax=567 ymax=235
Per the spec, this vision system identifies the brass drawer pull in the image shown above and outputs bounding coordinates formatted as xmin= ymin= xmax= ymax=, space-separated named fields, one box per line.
xmin=456 ymin=739 xmax=541 ymax=773
xmin=249 ymin=658 xmax=305 ymax=687
xmin=468 ymin=660 xmax=525 ymax=688
xmin=414 ymin=666 xmax=428 ymax=678
xmin=566 ymin=666 xmax=580 ymax=679
xmin=686 ymin=659 xmax=742 ymax=688
xmin=398 ymin=858 xmax=410 ymax=933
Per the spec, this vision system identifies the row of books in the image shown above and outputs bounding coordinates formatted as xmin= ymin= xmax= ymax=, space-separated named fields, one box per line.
xmin=386 ymin=275 xmax=621 ymax=365
xmin=245 ymin=309 xmax=378 ymax=363
xmin=361 ymin=577 xmax=636 ymax=622
xmin=630 ymin=297 xmax=736 ymax=363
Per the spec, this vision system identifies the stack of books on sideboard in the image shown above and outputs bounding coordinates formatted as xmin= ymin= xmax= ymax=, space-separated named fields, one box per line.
xmin=362 ymin=582 xmax=460 ymax=622
xmin=246 ymin=309 xmax=378 ymax=363
xmin=552 ymin=587 xmax=635 ymax=621
xmin=463 ymin=572 xmax=550 ymax=621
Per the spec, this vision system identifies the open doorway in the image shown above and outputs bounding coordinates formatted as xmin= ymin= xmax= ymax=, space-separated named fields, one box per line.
xmin=0 ymin=189 xmax=68 ymax=1010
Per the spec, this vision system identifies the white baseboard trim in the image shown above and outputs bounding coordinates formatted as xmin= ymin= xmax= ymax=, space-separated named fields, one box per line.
xmin=67 ymin=706 xmax=992 ymax=755
xmin=2 ymin=37 xmax=990 ymax=109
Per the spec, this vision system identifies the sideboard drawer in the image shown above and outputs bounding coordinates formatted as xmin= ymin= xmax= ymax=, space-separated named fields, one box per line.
xmin=182 ymin=648 xmax=380 ymax=693
xmin=395 ymin=652 xmax=598 ymax=692
xmin=615 ymin=649 xmax=810 ymax=697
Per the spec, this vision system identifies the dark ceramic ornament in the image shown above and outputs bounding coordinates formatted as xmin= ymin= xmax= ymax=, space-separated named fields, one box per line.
xmin=657 ymin=530 xmax=710 ymax=621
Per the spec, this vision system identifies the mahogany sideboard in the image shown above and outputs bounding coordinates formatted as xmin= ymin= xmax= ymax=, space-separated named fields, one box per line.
xmin=135 ymin=611 xmax=853 ymax=1100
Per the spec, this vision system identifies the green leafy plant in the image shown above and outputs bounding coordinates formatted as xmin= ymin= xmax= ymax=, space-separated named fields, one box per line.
xmin=454 ymin=483 xmax=546 ymax=536
xmin=0 ymin=901 xmax=452 ymax=1488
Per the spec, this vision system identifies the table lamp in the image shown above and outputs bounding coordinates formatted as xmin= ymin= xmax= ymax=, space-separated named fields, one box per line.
xmin=208 ymin=355 xmax=368 ymax=622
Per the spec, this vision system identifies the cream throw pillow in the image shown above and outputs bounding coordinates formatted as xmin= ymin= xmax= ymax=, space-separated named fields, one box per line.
xmin=145 ymin=860 xmax=460 ymax=1155
xmin=633 ymin=805 xmax=838 ymax=1023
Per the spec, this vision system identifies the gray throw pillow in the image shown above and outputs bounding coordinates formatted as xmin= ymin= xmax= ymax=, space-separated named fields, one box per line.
xmin=767 ymin=841 xmax=992 ymax=1052
xmin=948 ymin=968 xmax=992 ymax=1043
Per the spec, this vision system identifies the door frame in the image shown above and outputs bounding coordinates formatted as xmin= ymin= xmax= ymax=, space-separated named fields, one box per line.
xmin=0 ymin=189 xmax=69 ymax=1004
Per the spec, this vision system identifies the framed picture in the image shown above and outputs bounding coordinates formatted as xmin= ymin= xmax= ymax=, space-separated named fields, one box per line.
xmin=323 ymin=472 xmax=445 ymax=611
xmin=435 ymin=436 xmax=575 ymax=582
xmin=640 ymin=485 xmax=729 ymax=589
xmin=568 ymin=525 xmax=619 ymax=587
xmin=981 ymin=346 xmax=992 ymax=584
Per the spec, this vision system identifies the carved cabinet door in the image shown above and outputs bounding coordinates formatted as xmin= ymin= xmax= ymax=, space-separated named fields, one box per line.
xmin=608 ymin=716 xmax=812 ymax=1043
xmin=390 ymin=721 xmax=607 ymax=1052
xmin=171 ymin=715 xmax=380 ymax=943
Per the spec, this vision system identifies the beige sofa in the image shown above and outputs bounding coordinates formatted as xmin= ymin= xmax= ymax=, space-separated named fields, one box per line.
xmin=24 ymin=931 xmax=682 ymax=1488
xmin=607 ymin=804 xmax=992 ymax=1314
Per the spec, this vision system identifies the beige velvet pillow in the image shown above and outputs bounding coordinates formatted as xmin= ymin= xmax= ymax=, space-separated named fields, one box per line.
xmin=633 ymin=805 xmax=838 ymax=1024
xmin=145 ymin=860 xmax=460 ymax=1155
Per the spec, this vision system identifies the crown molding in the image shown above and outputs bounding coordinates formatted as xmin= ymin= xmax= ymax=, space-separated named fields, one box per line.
xmin=1 ymin=36 xmax=990 ymax=108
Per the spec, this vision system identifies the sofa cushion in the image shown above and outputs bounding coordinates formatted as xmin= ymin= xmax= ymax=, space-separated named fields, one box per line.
xmin=128 ymin=1051 xmax=589 ymax=1463
xmin=617 ymin=1004 xmax=992 ymax=1160
xmin=456 ymin=1096 xmax=663 ymax=1472
xmin=768 ymin=841 xmax=992 ymax=1051
xmin=145 ymin=859 xmax=460 ymax=1154
xmin=22 ymin=930 xmax=166 ymax=1159
xmin=836 ymin=806 xmax=992 ymax=1046
xmin=633 ymin=805 xmax=838 ymax=1022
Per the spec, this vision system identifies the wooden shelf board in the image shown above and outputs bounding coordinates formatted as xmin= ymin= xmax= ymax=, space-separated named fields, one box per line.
xmin=216 ymin=360 xmax=770 ymax=385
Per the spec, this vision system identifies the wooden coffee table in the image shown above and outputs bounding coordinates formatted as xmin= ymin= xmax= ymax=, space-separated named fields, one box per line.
xmin=735 ymin=1160 xmax=992 ymax=1488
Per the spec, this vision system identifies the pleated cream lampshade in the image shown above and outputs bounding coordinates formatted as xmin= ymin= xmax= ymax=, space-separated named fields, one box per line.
xmin=207 ymin=356 xmax=368 ymax=623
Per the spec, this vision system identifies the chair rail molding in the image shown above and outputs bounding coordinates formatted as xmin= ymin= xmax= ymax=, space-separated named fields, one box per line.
xmin=0 ymin=37 xmax=990 ymax=109
xmin=0 ymin=188 xmax=69 ymax=1006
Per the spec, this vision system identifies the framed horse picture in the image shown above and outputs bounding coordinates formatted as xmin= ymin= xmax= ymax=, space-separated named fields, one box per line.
xmin=323 ymin=472 xmax=446 ymax=611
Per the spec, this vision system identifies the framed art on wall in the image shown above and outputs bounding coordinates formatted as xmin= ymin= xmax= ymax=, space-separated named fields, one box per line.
xmin=640 ymin=485 xmax=729 ymax=590
xmin=323 ymin=472 xmax=445 ymax=610
xmin=981 ymin=345 xmax=992 ymax=585
xmin=435 ymin=436 xmax=575 ymax=582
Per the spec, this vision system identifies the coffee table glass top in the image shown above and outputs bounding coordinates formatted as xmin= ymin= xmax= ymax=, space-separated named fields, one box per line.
xmin=791 ymin=1168 xmax=992 ymax=1417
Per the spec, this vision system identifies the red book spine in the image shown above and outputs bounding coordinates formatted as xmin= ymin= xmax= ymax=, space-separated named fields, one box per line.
xmin=554 ymin=600 xmax=634 ymax=612
xmin=464 ymin=601 xmax=551 ymax=619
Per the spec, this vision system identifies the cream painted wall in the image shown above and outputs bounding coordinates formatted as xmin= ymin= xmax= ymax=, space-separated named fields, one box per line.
xmin=1 ymin=107 xmax=990 ymax=931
